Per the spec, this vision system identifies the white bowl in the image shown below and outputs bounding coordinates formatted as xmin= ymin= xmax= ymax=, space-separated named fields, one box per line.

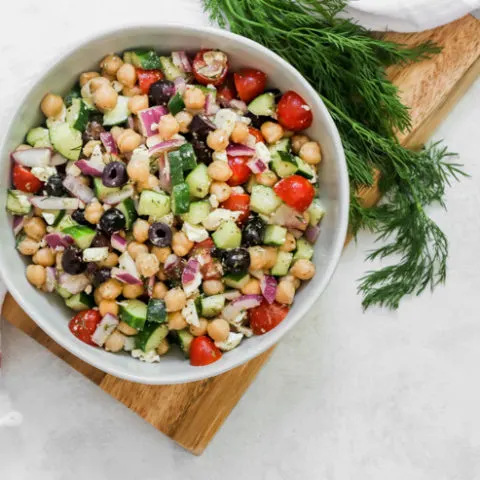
xmin=0 ymin=25 xmax=349 ymax=384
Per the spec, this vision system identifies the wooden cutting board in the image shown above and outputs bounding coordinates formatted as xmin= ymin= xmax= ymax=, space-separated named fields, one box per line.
xmin=3 ymin=15 xmax=480 ymax=455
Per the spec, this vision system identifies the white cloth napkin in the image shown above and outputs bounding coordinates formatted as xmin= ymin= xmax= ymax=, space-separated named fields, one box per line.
xmin=344 ymin=0 xmax=480 ymax=32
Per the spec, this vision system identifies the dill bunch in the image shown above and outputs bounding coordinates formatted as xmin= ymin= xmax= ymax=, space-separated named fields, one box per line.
xmin=203 ymin=0 xmax=465 ymax=309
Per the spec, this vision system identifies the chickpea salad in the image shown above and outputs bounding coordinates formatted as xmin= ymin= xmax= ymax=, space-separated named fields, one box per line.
xmin=7 ymin=48 xmax=326 ymax=366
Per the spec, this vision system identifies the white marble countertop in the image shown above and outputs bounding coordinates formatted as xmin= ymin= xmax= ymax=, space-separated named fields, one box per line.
xmin=1 ymin=2 xmax=479 ymax=479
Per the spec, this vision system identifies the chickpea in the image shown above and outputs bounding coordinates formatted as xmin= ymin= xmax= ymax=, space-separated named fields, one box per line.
xmin=123 ymin=283 xmax=145 ymax=299
xmin=93 ymin=85 xmax=118 ymax=112
xmin=80 ymin=71 xmax=100 ymax=87
xmin=299 ymin=141 xmax=322 ymax=165
xmin=26 ymin=264 xmax=46 ymax=288
xmin=284 ymin=274 xmax=301 ymax=289
xmin=183 ymin=87 xmax=206 ymax=110
xmin=84 ymin=201 xmax=103 ymax=224
xmin=100 ymin=54 xmax=124 ymax=76
xmin=260 ymin=121 xmax=284 ymax=144
xmin=40 ymin=93 xmax=64 ymax=118
xmin=157 ymin=265 xmax=167 ymax=281
xmin=207 ymin=161 xmax=232 ymax=182
xmin=172 ymin=231 xmax=194 ymax=257
xmin=241 ymin=278 xmax=261 ymax=295
xmin=105 ymin=331 xmax=125 ymax=352
xmin=167 ymin=311 xmax=188 ymax=330
xmin=122 ymin=85 xmax=142 ymax=97
xmin=280 ymin=232 xmax=296 ymax=252
xmin=175 ymin=111 xmax=193 ymax=133
xmin=156 ymin=338 xmax=170 ymax=355
xmin=32 ymin=247 xmax=55 ymax=267
xmin=207 ymin=129 xmax=229 ymax=152
xmin=117 ymin=321 xmax=138 ymax=336
xmin=264 ymin=247 xmax=278 ymax=269
xmin=256 ymin=170 xmax=278 ymax=187
xmin=18 ymin=237 xmax=40 ymax=256
xmin=209 ymin=181 xmax=231 ymax=202
xmin=126 ymin=145 xmax=150 ymax=180
xmin=116 ymin=63 xmax=137 ymax=88
xmin=83 ymin=140 xmax=101 ymax=157
xmin=164 ymin=288 xmax=187 ymax=312
xmin=137 ymin=174 xmax=160 ymax=192
xmin=98 ymin=278 xmax=123 ymax=300
xmin=231 ymin=121 xmax=249 ymax=144
xmin=110 ymin=126 xmax=124 ymax=143
xmin=275 ymin=279 xmax=295 ymax=304
xmin=118 ymin=129 xmax=142 ymax=153
xmin=301 ymin=212 xmax=310 ymax=230
xmin=203 ymin=279 xmax=224 ymax=296
xmin=290 ymin=259 xmax=315 ymax=280
xmin=127 ymin=241 xmax=149 ymax=261
xmin=207 ymin=318 xmax=230 ymax=342
xmin=249 ymin=246 xmax=266 ymax=270
xmin=24 ymin=217 xmax=46 ymax=241
xmin=99 ymin=300 xmax=119 ymax=317
xmin=291 ymin=134 xmax=309 ymax=154
xmin=152 ymin=282 xmax=168 ymax=299
xmin=97 ymin=252 xmax=119 ymax=268
xmin=157 ymin=114 xmax=180 ymax=140
xmin=128 ymin=95 xmax=148 ymax=115
xmin=89 ymin=76 xmax=111 ymax=93
xmin=94 ymin=288 xmax=103 ymax=306
xmin=151 ymin=246 xmax=172 ymax=264
xmin=189 ymin=318 xmax=209 ymax=337
xmin=133 ymin=219 xmax=150 ymax=243
xmin=136 ymin=253 xmax=160 ymax=278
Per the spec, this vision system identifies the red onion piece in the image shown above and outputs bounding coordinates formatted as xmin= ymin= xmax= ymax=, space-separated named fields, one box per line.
xmin=158 ymin=153 xmax=172 ymax=193
xmin=205 ymin=92 xmax=220 ymax=116
xmin=147 ymin=275 xmax=155 ymax=297
xmin=182 ymin=258 xmax=200 ymax=285
xmin=127 ymin=115 xmax=135 ymax=130
xmin=59 ymin=273 xmax=90 ymax=294
xmin=148 ymin=138 xmax=185 ymax=158
xmin=92 ymin=313 xmax=119 ymax=346
xmin=111 ymin=268 xmax=143 ymax=285
xmin=100 ymin=132 xmax=118 ymax=154
xmin=228 ymin=99 xmax=248 ymax=113
xmin=164 ymin=253 xmax=180 ymax=271
xmin=50 ymin=152 xmax=68 ymax=166
xmin=227 ymin=143 xmax=256 ymax=157
xmin=305 ymin=225 xmax=321 ymax=243
xmin=118 ymin=252 xmax=139 ymax=277
xmin=45 ymin=267 xmax=57 ymax=293
xmin=11 ymin=148 xmax=51 ymax=167
xmin=260 ymin=275 xmax=277 ymax=304
xmin=247 ymin=158 xmax=267 ymax=174
xmin=111 ymin=233 xmax=127 ymax=252
xmin=272 ymin=204 xmax=308 ymax=230
xmin=103 ymin=185 xmax=134 ymax=205
xmin=45 ymin=232 xmax=74 ymax=249
xmin=63 ymin=175 xmax=95 ymax=203
xmin=138 ymin=106 xmax=168 ymax=137
xmin=12 ymin=216 xmax=24 ymax=236
xmin=174 ymin=77 xmax=186 ymax=95
xmin=223 ymin=290 xmax=241 ymax=301
xmin=172 ymin=51 xmax=192 ymax=73
xmin=29 ymin=196 xmax=79 ymax=210
xmin=289 ymin=228 xmax=303 ymax=239
xmin=222 ymin=294 xmax=263 ymax=320
xmin=75 ymin=159 xmax=105 ymax=177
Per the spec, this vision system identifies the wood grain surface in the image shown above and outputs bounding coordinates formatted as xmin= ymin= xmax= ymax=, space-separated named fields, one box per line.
xmin=3 ymin=15 xmax=480 ymax=455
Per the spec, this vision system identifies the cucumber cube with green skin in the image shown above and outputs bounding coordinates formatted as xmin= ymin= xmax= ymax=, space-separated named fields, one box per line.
xmin=56 ymin=214 xmax=78 ymax=232
xmin=6 ymin=190 xmax=31 ymax=215
xmin=224 ymin=273 xmax=251 ymax=289
xmin=93 ymin=177 xmax=120 ymax=202
xmin=49 ymin=122 xmax=83 ymax=161
xmin=66 ymin=98 xmax=89 ymax=132
xmin=103 ymin=96 xmax=130 ymax=127
xmin=176 ymin=329 xmax=194 ymax=358
xmin=56 ymin=286 xmax=72 ymax=299
xmin=181 ymin=201 xmax=211 ymax=225
xmin=137 ymin=190 xmax=171 ymax=219
xmin=168 ymin=92 xmax=185 ymax=115
xmin=147 ymin=299 xmax=167 ymax=324
xmin=263 ymin=225 xmax=287 ymax=246
xmin=160 ymin=56 xmax=185 ymax=81
xmin=294 ymin=238 xmax=314 ymax=261
xmin=62 ymin=225 xmax=96 ymax=249
xmin=26 ymin=127 xmax=51 ymax=148
xmin=212 ymin=220 xmax=242 ymax=249
xmin=295 ymin=156 xmax=316 ymax=180
xmin=116 ymin=198 xmax=137 ymax=230
xmin=119 ymin=299 xmax=148 ymax=330
xmin=65 ymin=292 xmax=95 ymax=311
xmin=186 ymin=163 xmax=211 ymax=199
xmin=179 ymin=143 xmax=197 ymax=171
xmin=135 ymin=323 xmax=169 ymax=352
xmin=271 ymin=151 xmax=298 ymax=178
xmin=201 ymin=295 xmax=225 ymax=318
xmin=307 ymin=199 xmax=326 ymax=226
xmin=248 ymin=92 xmax=276 ymax=116
xmin=124 ymin=49 xmax=161 ymax=70
xmin=271 ymin=251 xmax=293 ymax=276
xmin=64 ymin=84 xmax=81 ymax=107
xmin=268 ymin=138 xmax=291 ymax=156
xmin=250 ymin=185 xmax=282 ymax=215
xmin=172 ymin=183 xmax=190 ymax=214
xmin=168 ymin=150 xmax=185 ymax=186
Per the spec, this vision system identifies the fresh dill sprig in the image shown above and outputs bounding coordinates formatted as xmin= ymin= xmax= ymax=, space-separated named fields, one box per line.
xmin=204 ymin=0 xmax=465 ymax=309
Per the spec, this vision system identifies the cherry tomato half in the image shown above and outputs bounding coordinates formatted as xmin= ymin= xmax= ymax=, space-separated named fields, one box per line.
xmin=249 ymin=301 xmax=290 ymax=335
xmin=221 ymin=193 xmax=250 ymax=223
xmin=12 ymin=164 xmax=43 ymax=193
xmin=192 ymin=49 xmax=229 ymax=86
xmin=233 ymin=68 xmax=267 ymax=103
xmin=190 ymin=336 xmax=223 ymax=366
xmin=277 ymin=91 xmax=313 ymax=131
xmin=69 ymin=309 xmax=102 ymax=346
xmin=217 ymin=77 xmax=236 ymax=107
xmin=227 ymin=155 xmax=251 ymax=186
xmin=137 ymin=69 xmax=164 ymax=94
xmin=248 ymin=127 xmax=264 ymax=144
xmin=274 ymin=175 xmax=315 ymax=213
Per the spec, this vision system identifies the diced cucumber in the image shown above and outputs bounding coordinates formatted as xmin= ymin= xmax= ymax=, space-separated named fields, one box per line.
xmin=246 ymin=174 xmax=258 ymax=193
xmin=123 ymin=49 xmax=161 ymax=70
xmin=181 ymin=201 xmax=211 ymax=225
xmin=294 ymin=238 xmax=314 ymax=260
xmin=307 ymin=198 xmax=326 ymax=226
xmin=137 ymin=190 xmax=171 ymax=218
xmin=186 ymin=163 xmax=211 ymax=199
xmin=295 ymin=156 xmax=316 ymax=180
xmin=168 ymin=92 xmax=185 ymax=115
xmin=119 ymin=299 xmax=148 ymax=330
xmin=271 ymin=251 xmax=293 ymax=276
xmin=56 ymin=214 xmax=78 ymax=232
xmin=65 ymin=292 xmax=94 ymax=311
xmin=56 ymin=286 xmax=72 ymax=299
xmin=42 ymin=209 xmax=65 ymax=226
xmin=248 ymin=92 xmax=276 ymax=116
xmin=160 ymin=56 xmax=185 ymax=81
xmin=103 ymin=96 xmax=130 ymax=126
xmin=168 ymin=150 xmax=184 ymax=186
xmin=135 ymin=323 xmax=168 ymax=352
xmin=179 ymin=143 xmax=197 ymax=171
xmin=66 ymin=98 xmax=89 ymax=132
xmin=212 ymin=220 xmax=241 ymax=249
xmin=49 ymin=122 xmax=83 ymax=161
xmin=250 ymin=185 xmax=282 ymax=215
xmin=26 ymin=127 xmax=51 ymax=148
xmin=6 ymin=190 xmax=31 ymax=215
xmin=224 ymin=273 xmax=250 ymax=289
xmin=263 ymin=225 xmax=287 ymax=246
xmin=271 ymin=151 xmax=298 ymax=178
xmin=177 ymin=329 xmax=194 ymax=357
xmin=146 ymin=299 xmax=167 ymax=324
xmin=201 ymin=294 xmax=225 ymax=318
xmin=93 ymin=177 xmax=120 ymax=202
xmin=117 ymin=198 xmax=137 ymax=230
xmin=64 ymin=84 xmax=81 ymax=107
xmin=62 ymin=225 xmax=96 ymax=249
xmin=268 ymin=138 xmax=291 ymax=156
xmin=172 ymin=183 xmax=190 ymax=215
xmin=15 ymin=232 xmax=26 ymax=249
